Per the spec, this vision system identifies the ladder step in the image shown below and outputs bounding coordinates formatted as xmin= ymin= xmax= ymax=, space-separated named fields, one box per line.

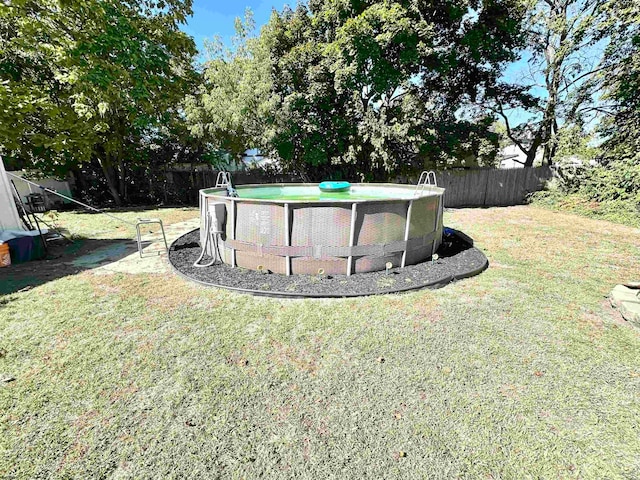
xmin=414 ymin=170 xmax=437 ymax=196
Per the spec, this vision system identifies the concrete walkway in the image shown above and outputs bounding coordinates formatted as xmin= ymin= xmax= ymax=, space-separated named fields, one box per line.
xmin=72 ymin=218 xmax=200 ymax=275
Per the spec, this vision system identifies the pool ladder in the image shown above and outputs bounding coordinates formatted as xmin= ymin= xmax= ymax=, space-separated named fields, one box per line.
xmin=414 ymin=171 xmax=437 ymax=196
xmin=215 ymin=171 xmax=232 ymax=188
xmin=216 ymin=171 xmax=238 ymax=197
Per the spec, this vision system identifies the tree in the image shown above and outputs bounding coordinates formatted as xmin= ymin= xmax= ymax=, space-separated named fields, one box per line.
xmin=580 ymin=0 xmax=640 ymax=205
xmin=0 ymin=0 xmax=197 ymax=205
xmin=526 ymin=0 xmax=639 ymax=221
xmin=260 ymin=0 xmax=525 ymax=180
xmin=485 ymin=0 xmax=606 ymax=167
xmin=595 ymin=0 xmax=640 ymax=166
xmin=185 ymin=10 xmax=273 ymax=165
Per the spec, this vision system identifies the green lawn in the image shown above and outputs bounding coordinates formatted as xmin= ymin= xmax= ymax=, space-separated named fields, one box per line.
xmin=1 ymin=206 xmax=639 ymax=479
xmin=45 ymin=206 xmax=198 ymax=240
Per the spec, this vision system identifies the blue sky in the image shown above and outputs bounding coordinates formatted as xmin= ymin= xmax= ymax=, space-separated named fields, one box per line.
xmin=183 ymin=0 xmax=293 ymax=57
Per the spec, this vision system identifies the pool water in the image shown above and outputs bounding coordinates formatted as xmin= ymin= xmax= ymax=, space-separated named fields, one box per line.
xmin=204 ymin=185 xmax=419 ymax=201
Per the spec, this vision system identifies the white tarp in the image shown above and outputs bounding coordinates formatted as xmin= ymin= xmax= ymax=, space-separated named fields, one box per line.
xmin=0 ymin=156 xmax=24 ymax=232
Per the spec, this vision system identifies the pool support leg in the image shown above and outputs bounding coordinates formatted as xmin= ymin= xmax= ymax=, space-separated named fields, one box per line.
xmin=432 ymin=197 xmax=443 ymax=256
xmin=347 ymin=202 xmax=357 ymax=276
xmin=285 ymin=203 xmax=291 ymax=276
xmin=401 ymin=200 xmax=413 ymax=268
xmin=230 ymin=199 xmax=237 ymax=268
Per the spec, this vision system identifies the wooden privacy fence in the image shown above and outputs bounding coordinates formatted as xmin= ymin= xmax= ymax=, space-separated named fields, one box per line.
xmin=433 ymin=166 xmax=553 ymax=208
xmin=165 ymin=169 xmax=305 ymax=204
xmin=167 ymin=166 xmax=553 ymax=208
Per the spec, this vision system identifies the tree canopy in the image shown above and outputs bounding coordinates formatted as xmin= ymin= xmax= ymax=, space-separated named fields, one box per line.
xmin=0 ymin=0 xmax=197 ymax=204
xmin=1 ymin=0 xmax=638 ymax=205
xmin=184 ymin=11 xmax=273 ymax=164
xmin=484 ymin=0 xmax=610 ymax=167
xmin=189 ymin=0 xmax=526 ymax=181
xmin=596 ymin=0 xmax=640 ymax=163
xmin=586 ymin=0 xmax=640 ymax=205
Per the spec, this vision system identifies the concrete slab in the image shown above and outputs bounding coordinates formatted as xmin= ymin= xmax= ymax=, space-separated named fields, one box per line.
xmin=72 ymin=243 xmax=132 ymax=268
xmin=73 ymin=218 xmax=199 ymax=276
xmin=610 ymin=284 xmax=640 ymax=327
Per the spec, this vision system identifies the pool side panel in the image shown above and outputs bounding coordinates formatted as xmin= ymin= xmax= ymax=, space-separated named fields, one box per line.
xmin=404 ymin=195 xmax=441 ymax=266
xmin=290 ymin=205 xmax=352 ymax=247
xmin=351 ymin=201 xmax=407 ymax=272
xmin=291 ymin=256 xmax=347 ymax=276
xmin=289 ymin=204 xmax=352 ymax=275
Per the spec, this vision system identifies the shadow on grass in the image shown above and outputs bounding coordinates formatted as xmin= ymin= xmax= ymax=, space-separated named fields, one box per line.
xmin=0 ymin=237 xmax=148 ymax=296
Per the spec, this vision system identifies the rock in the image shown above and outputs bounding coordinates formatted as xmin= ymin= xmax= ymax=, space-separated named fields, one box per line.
xmin=619 ymin=301 xmax=640 ymax=327
xmin=610 ymin=285 xmax=640 ymax=327
xmin=610 ymin=285 xmax=640 ymax=307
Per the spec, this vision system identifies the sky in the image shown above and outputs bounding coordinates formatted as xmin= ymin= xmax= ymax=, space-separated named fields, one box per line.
xmin=183 ymin=0 xmax=293 ymax=57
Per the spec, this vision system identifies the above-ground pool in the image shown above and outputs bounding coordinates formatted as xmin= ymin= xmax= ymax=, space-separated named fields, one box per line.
xmin=199 ymin=183 xmax=445 ymax=275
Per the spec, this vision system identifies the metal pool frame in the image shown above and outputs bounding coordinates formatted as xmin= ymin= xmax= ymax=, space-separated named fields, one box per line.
xmin=199 ymin=183 xmax=445 ymax=276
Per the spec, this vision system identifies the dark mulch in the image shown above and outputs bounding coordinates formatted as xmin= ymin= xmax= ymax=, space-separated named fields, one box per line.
xmin=168 ymin=228 xmax=488 ymax=298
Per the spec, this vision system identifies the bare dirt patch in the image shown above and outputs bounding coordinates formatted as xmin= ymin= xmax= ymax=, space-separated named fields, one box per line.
xmin=86 ymin=273 xmax=210 ymax=313
xmin=269 ymin=339 xmax=322 ymax=375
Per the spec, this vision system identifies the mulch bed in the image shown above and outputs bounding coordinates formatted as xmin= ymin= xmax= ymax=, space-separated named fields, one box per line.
xmin=168 ymin=228 xmax=488 ymax=298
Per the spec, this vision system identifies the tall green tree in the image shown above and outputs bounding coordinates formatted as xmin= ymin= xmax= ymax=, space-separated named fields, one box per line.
xmin=189 ymin=1 xmax=525 ymax=181
xmin=581 ymin=0 xmax=640 ymax=205
xmin=262 ymin=0 xmax=525 ymax=180
xmin=185 ymin=10 xmax=273 ymax=164
xmin=0 ymin=0 xmax=197 ymax=205
xmin=595 ymin=0 xmax=640 ymax=163
xmin=485 ymin=0 xmax=606 ymax=167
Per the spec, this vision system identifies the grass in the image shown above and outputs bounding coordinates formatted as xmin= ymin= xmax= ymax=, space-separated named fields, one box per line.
xmin=49 ymin=206 xmax=198 ymax=239
xmin=529 ymin=190 xmax=640 ymax=229
xmin=1 ymin=205 xmax=640 ymax=479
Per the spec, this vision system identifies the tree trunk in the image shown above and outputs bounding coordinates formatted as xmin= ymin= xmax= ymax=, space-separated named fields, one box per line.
xmin=541 ymin=0 xmax=567 ymax=166
xmin=547 ymin=118 xmax=559 ymax=165
xmin=117 ymin=157 xmax=128 ymax=203
xmin=523 ymin=134 xmax=544 ymax=167
xmin=98 ymin=157 xmax=123 ymax=206
xmin=524 ymin=150 xmax=536 ymax=168
xmin=69 ymin=167 xmax=88 ymax=199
